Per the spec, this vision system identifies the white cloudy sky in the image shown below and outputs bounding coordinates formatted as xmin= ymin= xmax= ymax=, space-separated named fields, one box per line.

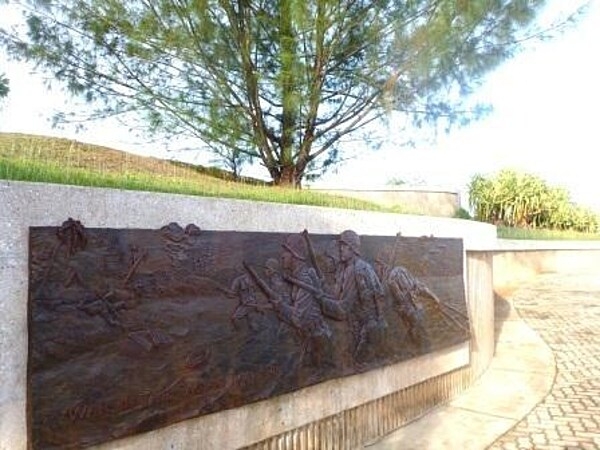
xmin=316 ymin=0 xmax=600 ymax=205
xmin=1 ymin=1 xmax=599 ymax=210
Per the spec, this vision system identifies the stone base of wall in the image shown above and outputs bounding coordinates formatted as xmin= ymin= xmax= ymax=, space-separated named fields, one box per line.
xmin=247 ymin=367 xmax=474 ymax=450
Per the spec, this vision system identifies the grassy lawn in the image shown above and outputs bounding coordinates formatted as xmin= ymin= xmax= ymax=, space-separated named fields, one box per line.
xmin=0 ymin=132 xmax=398 ymax=212
xmin=497 ymin=226 xmax=600 ymax=241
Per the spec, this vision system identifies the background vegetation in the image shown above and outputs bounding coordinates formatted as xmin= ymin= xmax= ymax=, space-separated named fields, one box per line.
xmin=0 ymin=73 xmax=8 ymax=99
xmin=468 ymin=169 xmax=599 ymax=233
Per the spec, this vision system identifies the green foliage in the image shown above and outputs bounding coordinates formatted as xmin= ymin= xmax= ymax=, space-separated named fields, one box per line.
xmin=469 ymin=169 xmax=599 ymax=233
xmin=498 ymin=226 xmax=600 ymax=241
xmin=453 ymin=207 xmax=472 ymax=220
xmin=0 ymin=73 xmax=8 ymax=99
xmin=386 ymin=177 xmax=407 ymax=186
xmin=1 ymin=0 xmax=553 ymax=186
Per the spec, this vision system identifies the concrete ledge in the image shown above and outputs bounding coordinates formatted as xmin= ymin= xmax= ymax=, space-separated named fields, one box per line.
xmin=493 ymin=240 xmax=600 ymax=291
xmin=309 ymin=187 xmax=460 ymax=217
xmin=496 ymin=239 xmax=600 ymax=251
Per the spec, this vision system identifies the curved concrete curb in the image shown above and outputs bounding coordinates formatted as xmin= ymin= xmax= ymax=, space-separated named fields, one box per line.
xmin=367 ymin=290 xmax=556 ymax=450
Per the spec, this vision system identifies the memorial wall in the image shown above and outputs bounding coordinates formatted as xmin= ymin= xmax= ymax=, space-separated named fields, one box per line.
xmin=1 ymin=180 xmax=497 ymax=449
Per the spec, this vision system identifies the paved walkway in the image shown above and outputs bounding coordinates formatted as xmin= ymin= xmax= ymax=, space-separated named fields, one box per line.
xmin=368 ymin=273 xmax=600 ymax=450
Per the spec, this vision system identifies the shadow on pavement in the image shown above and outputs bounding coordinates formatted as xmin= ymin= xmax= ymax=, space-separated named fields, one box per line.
xmin=493 ymin=287 xmax=518 ymax=349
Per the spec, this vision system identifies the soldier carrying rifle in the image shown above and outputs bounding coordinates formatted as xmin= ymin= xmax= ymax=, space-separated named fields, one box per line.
xmin=333 ymin=230 xmax=387 ymax=362
xmin=374 ymin=248 xmax=468 ymax=352
xmin=244 ymin=234 xmax=343 ymax=367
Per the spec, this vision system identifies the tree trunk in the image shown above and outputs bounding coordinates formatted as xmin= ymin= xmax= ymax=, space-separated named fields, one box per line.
xmin=274 ymin=165 xmax=302 ymax=188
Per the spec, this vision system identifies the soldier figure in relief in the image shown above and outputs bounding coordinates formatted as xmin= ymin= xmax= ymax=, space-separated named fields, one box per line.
xmin=375 ymin=258 xmax=432 ymax=352
xmin=268 ymin=234 xmax=335 ymax=366
xmin=229 ymin=272 xmax=267 ymax=331
xmin=334 ymin=230 xmax=386 ymax=362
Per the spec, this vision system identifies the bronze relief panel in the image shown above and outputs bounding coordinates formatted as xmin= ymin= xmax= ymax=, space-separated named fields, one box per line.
xmin=28 ymin=219 xmax=469 ymax=449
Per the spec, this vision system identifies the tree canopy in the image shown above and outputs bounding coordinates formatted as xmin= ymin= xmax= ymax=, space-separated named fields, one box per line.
xmin=0 ymin=73 xmax=8 ymax=99
xmin=1 ymin=0 xmax=554 ymax=186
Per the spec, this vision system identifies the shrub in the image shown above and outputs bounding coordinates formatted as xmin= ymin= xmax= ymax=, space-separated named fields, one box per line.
xmin=468 ymin=169 xmax=598 ymax=233
xmin=453 ymin=207 xmax=472 ymax=220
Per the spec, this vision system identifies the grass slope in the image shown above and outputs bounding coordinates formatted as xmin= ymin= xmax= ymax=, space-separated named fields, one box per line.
xmin=0 ymin=132 xmax=392 ymax=211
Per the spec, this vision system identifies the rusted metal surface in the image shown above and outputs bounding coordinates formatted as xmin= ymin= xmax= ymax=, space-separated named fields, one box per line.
xmin=28 ymin=220 xmax=469 ymax=449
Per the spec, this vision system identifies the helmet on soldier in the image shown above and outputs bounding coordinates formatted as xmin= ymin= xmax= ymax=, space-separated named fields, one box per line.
xmin=374 ymin=247 xmax=394 ymax=265
xmin=338 ymin=230 xmax=361 ymax=255
xmin=281 ymin=234 xmax=306 ymax=261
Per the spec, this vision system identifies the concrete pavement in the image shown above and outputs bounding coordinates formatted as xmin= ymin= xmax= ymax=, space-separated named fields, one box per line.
xmin=368 ymin=273 xmax=600 ymax=450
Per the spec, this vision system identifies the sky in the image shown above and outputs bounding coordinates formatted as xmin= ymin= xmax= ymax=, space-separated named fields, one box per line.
xmin=1 ymin=1 xmax=599 ymax=211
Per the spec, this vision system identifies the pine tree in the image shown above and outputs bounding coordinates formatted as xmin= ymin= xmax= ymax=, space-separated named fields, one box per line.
xmin=1 ymin=1 xmax=556 ymax=186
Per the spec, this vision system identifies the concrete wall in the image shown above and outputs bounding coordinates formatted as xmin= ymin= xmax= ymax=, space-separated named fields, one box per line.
xmin=493 ymin=240 xmax=600 ymax=292
xmin=0 ymin=180 xmax=496 ymax=450
xmin=310 ymin=188 xmax=460 ymax=217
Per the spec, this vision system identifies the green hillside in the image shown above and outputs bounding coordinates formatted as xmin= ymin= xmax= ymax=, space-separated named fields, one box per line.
xmin=0 ymin=132 xmax=389 ymax=211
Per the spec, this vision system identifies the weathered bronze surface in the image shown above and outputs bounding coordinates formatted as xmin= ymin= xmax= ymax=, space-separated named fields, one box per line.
xmin=29 ymin=219 xmax=469 ymax=449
